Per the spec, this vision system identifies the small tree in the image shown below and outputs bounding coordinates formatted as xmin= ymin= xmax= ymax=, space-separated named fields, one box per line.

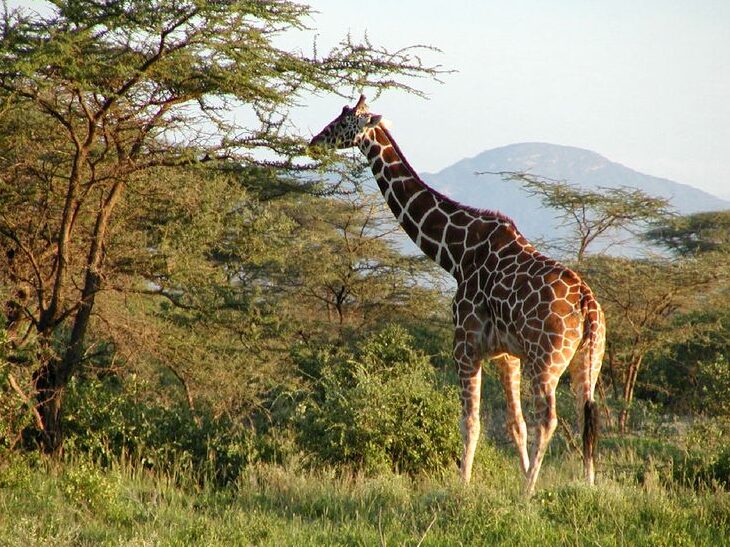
xmin=493 ymin=172 xmax=673 ymax=261
xmin=638 ymin=211 xmax=730 ymax=415
xmin=582 ymin=255 xmax=721 ymax=432
xmin=278 ymin=191 xmax=449 ymax=332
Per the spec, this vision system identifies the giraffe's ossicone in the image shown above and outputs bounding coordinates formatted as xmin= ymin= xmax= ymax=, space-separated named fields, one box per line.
xmin=310 ymin=95 xmax=606 ymax=495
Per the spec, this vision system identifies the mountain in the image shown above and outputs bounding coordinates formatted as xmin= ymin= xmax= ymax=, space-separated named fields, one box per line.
xmin=419 ymin=142 xmax=730 ymax=255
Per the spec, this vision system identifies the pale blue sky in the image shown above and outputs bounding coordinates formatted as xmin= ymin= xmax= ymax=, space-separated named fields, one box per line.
xmin=293 ymin=1 xmax=730 ymax=200
xmin=11 ymin=1 xmax=730 ymax=199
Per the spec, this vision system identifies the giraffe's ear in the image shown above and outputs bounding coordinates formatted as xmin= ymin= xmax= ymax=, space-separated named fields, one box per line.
xmin=365 ymin=114 xmax=382 ymax=128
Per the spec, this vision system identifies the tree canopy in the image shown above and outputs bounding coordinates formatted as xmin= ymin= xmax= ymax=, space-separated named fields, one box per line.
xmin=0 ymin=0 xmax=445 ymax=453
xmin=644 ymin=210 xmax=730 ymax=257
xmin=493 ymin=172 xmax=674 ymax=261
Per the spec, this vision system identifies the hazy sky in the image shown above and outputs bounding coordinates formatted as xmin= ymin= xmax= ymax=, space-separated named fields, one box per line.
xmin=294 ymin=1 xmax=730 ymax=200
xmin=11 ymin=1 xmax=730 ymax=199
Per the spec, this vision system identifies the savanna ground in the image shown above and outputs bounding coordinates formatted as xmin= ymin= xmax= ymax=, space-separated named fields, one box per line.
xmin=2 ymin=423 xmax=729 ymax=546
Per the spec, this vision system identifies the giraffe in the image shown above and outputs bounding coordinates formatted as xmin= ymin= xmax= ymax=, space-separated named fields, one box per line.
xmin=309 ymin=95 xmax=606 ymax=495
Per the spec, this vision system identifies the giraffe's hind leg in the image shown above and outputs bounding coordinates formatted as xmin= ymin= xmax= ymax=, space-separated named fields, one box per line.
xmin=494 ymin=354 xmax=529 ymax=476
xmin=524 ymin=369 xmax=560 ymax=496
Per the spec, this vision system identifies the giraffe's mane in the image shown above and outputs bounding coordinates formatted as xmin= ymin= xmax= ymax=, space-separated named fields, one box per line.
xmin=378 ymin=125 xmax=517 ymax=227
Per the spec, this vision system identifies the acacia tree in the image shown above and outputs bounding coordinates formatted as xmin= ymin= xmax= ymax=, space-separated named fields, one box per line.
xmin=637 ymin=210 xmax=730 ymax=415
xmin=644 ymin=210 xmax=730 ymax=256
xmin=278 ymin=191 xmax=449 ymax=332
xmin=0 ymin=0 xmax=442 ymax=453
xmin=494 ymin=172 xmax=673 ymax=261
xmin=582 ymin=255 xmax=721 ymax=432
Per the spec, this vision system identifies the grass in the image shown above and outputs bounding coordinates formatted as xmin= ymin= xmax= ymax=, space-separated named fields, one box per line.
xmin=1 ymin=439 xmax=729 ymax=546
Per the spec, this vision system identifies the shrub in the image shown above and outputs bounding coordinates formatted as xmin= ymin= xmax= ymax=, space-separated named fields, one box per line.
xmin=673 ymin=418 xmax=730 ymax=489
xmin=59 ymin=460 xmax=130 ymax=520
xmin=294 ymin=325 xmax=461 ymax=476
xmin=63 ymin=376 xmax=260 ymax=485
xmin=694 ymin=357 xmax=730 ymax=416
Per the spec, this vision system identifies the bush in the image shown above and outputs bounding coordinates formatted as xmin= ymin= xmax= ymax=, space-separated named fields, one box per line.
xmin=639 ymin=308 xmax=730 ymax=416
xmin=294 ymin=325 xmax=461 ymax=476
xmin=63 ymin=376 xmax=261 ymax=485
xmin=676 ymin=451 xmax=730 ymax=490
xmin=673 ymin=418 xmax=730 ymax=489
xmin=694 ymin=357 xmax=730 ymax=416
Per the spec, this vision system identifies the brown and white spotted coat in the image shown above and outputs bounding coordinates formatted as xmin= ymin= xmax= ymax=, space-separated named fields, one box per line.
xmin=310 ymin=95 xmax=606 ymax=495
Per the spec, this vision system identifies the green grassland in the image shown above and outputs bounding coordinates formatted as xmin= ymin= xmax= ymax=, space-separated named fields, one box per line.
xmin=2 ymin=436 xmax=729 ymax=547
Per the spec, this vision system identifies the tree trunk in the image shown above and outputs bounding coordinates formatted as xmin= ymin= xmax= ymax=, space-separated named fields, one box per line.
xmin=596 ymin=377 xmax=614 ymax=430
xmin=617 ymin=408 xmax=629 ymax=435
xmin=32 ymin=252 xmax=103 ymax=453
xmin=32 ymin=352 xmax=71 ymax=455
xmin=31 ymin=180 xmax=125 ymax=454
xmin=618 ymin=355 xmax=642 ymax=434
xmin=33 ymin=271 xmax=99 ymax=454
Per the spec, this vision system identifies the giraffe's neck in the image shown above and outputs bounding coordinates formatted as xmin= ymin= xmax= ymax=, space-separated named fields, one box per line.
xmin=358 ymin=125 xmax=466 ymax=276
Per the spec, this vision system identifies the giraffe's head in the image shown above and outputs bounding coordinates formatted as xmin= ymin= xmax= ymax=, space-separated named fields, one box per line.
xmin=309 ymin=94 xmax=382 ymax=152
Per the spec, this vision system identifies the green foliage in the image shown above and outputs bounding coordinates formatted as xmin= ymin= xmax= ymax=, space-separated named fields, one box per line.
xmin=63 ymin=376 xmax=262 ymax=485
xmin=496 ymin=172 xmax=673 ymax=260
xmin=401 ymin=319 xmax=454 ymax=370
xmin=678 ymin=446 xmax=730 ymax=490
xmin=639 ymin=306 xmax=730 ymax=415
xmin=645 ymin=210 xmax=730 ymax=256
xmin=294 ymin=325 xmax=461 ymax=475
xmin=0 ymin=451 xmax=39 ymax=490
xmin=59 ymin=461 xmax=134 ymax=522
xmin=596 ymin=418 xmax=730 ymax=491
xmin=670 ymin=419 xmax=730 ymax=489
xmin=693 ymin=357 xmax=730 ymax=416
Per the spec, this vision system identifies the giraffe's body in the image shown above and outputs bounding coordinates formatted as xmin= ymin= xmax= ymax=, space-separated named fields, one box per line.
xmin=310 ymin=96 xmax=605 ymax=495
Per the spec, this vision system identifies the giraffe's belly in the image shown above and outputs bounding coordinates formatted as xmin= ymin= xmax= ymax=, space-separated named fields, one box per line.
xmin=480 ymin=317 xmax=525 ymax=360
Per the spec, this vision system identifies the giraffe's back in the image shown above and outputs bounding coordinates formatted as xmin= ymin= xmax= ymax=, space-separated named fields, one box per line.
xmin=470 ymin=239 xmax=588 ymax=364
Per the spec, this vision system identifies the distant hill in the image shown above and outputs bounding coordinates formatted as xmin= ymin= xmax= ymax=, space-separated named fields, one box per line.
xmin=418 ymin=142 xmax=730 ymax=255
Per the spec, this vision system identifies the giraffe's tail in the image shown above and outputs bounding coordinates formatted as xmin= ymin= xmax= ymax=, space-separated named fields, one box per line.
xmin=580 ymin=285 xmax=605 ymax=483
xmin=583 ymin=399 xmax=599 ymax=467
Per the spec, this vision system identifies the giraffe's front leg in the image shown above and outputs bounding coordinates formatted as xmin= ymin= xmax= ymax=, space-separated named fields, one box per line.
xmin=454 ymin=329 xmax=483 ymax=484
